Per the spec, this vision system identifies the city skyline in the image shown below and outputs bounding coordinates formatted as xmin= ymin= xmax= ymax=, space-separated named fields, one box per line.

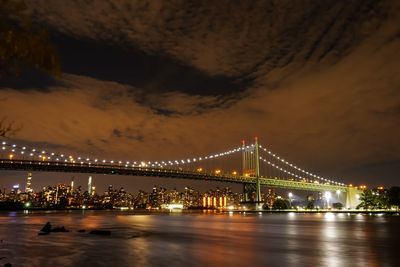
xmin=0 ymin=171 xmax=244 ymax=194
xmin=0 ymin=172 xmax=348 ymax=210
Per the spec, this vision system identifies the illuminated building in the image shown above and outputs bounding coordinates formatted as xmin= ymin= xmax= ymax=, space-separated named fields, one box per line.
xmin=25 ymin=173 xmax=33 ymax=193
xmin=88 ymin=176 xmax=92 ymax=195
xmin=265 ymin=189 xmax=276 ymax=209
xmin=12 ymin=184 xmax=20 ymax=194
xmin=70 ymin=177 xmax=74 ymax=192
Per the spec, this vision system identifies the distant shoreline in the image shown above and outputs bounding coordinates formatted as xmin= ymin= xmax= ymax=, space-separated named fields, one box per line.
xmin=0 ymin=208 xmax=398 ymax=215
xmin=231 ymin=210 xmax=400 ymax=214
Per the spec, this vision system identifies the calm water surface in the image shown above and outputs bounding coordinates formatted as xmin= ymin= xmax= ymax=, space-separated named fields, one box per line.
xmin=0 ymin=211 xmax=399 ymax=267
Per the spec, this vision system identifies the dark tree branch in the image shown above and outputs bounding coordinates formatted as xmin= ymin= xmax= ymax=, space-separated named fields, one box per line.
xmin=0 ymin=0 xmax=61 ymax=79
xmin=0 ymin=117 xmax=20 ymax=137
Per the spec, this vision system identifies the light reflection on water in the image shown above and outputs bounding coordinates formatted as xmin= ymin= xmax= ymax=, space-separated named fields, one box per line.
xmin=0 ymin=211 xmax=399 ymax=267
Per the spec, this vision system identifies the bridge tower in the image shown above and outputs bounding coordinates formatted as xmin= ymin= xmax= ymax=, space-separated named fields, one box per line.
xmin=242 ymin=137 xmax=262 ymax=206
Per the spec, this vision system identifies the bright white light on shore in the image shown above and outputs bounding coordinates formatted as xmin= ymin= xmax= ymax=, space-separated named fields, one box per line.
xmin=325 ymin=191 xmax=332 ymax=208
xmin=324 ymin=191 xmax=332 ymax=200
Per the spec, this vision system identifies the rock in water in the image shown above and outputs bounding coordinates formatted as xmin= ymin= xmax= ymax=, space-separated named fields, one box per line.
xmin=40 ymin=222 xmax=52 ymax=233
xmin=51 ymin=226 xmax=69 ymax=232
xmin=38 ymin=232 xmax=49 ymax=236
xmin=89 ymin=230 xmax=111 ymax=236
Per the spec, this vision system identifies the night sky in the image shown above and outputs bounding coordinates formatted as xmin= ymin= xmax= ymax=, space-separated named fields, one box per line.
xmin=1 ymin=0 xmax=400 ymax=192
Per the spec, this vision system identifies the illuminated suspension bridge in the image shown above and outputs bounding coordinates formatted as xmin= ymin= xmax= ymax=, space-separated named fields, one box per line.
xmin=0 ymin=138 xmax=361 ymax=208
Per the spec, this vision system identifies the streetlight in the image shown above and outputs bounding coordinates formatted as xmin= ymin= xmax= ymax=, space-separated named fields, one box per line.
xmin=324 ymin=191 xmax=332 ymax=209
xmin=288 ymin=192 xmax=293 ymax=208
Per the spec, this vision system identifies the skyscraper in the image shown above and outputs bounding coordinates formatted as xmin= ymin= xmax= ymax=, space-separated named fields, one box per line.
xmin=25 ymin=173 xmax=33 ymax=193
xmin=88 ymin=176 xmax=92 ymax=195
xmin=70 ymin=177 xmax=74 ymax=192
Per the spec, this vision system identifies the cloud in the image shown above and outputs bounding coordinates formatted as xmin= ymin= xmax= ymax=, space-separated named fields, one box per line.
xmin=25 ymin=0 xmax=388 ymax=78
xmin=1 ymin=0 xmax=399 ymax=188
xmin=0 ymin=74 xmax=235 ymax=159
xmin=45 ymin=34 xmax=251 ymax=96
xmin=1 ymin=28 xmax=400 ymax=185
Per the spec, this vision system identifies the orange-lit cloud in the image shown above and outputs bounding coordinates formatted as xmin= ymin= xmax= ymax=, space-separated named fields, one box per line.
xmin=1 ymin=0 xmax=400 ymax=188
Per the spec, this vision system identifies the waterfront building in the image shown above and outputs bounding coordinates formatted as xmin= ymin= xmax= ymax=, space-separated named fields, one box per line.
xmin=25 ymin=173 xmax=33 ymax=193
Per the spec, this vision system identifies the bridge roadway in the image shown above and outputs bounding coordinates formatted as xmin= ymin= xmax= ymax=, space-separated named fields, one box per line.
xmin=0 ymin=159 xmax=347 ymax=192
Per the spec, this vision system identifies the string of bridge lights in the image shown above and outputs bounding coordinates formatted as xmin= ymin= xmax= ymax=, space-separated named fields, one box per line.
xmin=258 ymin=144 xmax=344 ymax=186
xmin=0 ymin=141 xmax=245 ymax=169
xmin=259 ymin=155 xmax=307 ymax=180
xmin=0 ymin=141 xmax=344 ymax=185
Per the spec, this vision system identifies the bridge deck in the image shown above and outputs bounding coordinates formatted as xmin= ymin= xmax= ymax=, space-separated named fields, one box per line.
xmin=0 ymin=159 xmax=348 ymax=192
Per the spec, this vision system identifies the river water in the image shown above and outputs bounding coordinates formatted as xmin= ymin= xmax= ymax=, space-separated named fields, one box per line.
xmin=0 ymin=211 xmax=399 ymax=267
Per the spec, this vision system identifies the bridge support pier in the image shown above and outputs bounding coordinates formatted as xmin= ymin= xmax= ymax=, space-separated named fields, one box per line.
xmin=242 ymin=183 xmax=263 ymax=210
xmin=243 ymin=183 xmax=256 ymax=202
